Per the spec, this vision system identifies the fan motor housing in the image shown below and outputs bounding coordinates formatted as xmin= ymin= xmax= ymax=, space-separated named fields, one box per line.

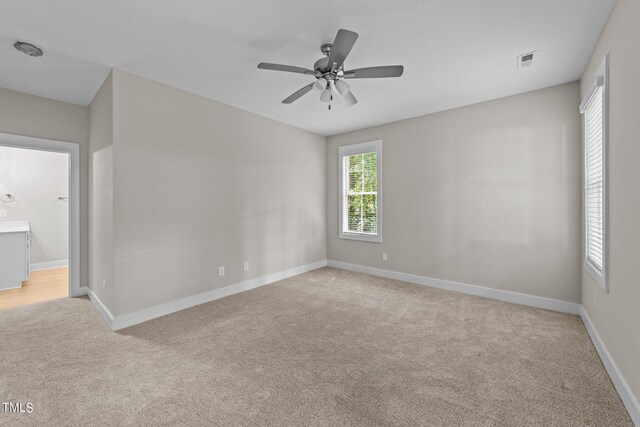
xmin=314 ymin=57 xmax=329 ymax=72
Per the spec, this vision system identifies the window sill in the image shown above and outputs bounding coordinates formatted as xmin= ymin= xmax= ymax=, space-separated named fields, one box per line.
xmin=584 ymin=260 xmax=607 ymax=292
xmin=339 ymin=232 xmax=382 ymax=243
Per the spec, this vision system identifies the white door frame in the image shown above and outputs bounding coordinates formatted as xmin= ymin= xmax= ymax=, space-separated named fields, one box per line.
xmin=0 ymin=133 xmax=83 ymax=297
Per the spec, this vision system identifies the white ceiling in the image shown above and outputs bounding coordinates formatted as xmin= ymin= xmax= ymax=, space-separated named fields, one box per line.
xmin=0 ymin=0 xmax=614 ymax=136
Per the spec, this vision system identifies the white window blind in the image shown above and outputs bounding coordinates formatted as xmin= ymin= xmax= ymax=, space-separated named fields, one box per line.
xmin=580 ymin=57 xmax=608 ymax=291
xmin=339 ymin=140 xmax=382 ymax=242
xmin=584 ymin=86 xmax=605 ymax=274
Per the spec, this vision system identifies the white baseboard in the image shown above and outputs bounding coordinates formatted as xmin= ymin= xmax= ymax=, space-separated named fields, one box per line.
xmin=89 ymin=260 xmax=328 ymax=331
xmin=87 ymin=290 xmax=114 ymax=330
xmin=30 ymin=259 xmax=69 ymax=271
xmin=580 ymin=306 xmax=640 ymax=426
xmin=327 ymin=260 xmax=581 ymax=315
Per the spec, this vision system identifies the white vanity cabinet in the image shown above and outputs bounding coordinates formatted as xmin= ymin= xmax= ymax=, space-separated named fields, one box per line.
xmin=0 ymin=221 xmax=30 ymax=291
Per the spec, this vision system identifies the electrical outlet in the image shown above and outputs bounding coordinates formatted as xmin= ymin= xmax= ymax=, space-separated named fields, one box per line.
xmin=102 ymin=279 xmax=106 ymax=293
xmin=382 ymin=252 xmax=388 ymax=261
xmin=593 ymin=294 xmax=597 ymax=312
xmin=0 ymin=210 xmax=6 ymax=218
xmin=244 ymin=261 xmax=249 ymax=271
xmin=219 ymin=266 xmax=225 ymax=276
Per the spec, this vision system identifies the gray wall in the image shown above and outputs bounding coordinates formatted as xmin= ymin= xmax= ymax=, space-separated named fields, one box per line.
xmin=327 ymin=82 xmax=582 ymax=303
xmin=580 ymin=0 xmax=640 ymax=405
xmin=0 ymin=146 xmax=69 ymax=265
xmin=0 ymin=87 xmax=89 ymax=285
xmin=88 ymin=72 xmax=115 ymax=311
xmin=109 ymin=70 xmax=326 ymax=316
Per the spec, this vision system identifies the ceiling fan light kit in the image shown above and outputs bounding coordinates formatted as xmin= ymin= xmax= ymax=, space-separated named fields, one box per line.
xmin=257 ymin=29 xmax=404 ymax=110
xmin=343 ymin=91 xmax=358 ymax=107
xmin=313 ymin=77 xmax=327 ymax=92
xmin=334 ymin=79 xmax=350 ymax=96
xmin=320 ymin=87 xmax=332 ymax=103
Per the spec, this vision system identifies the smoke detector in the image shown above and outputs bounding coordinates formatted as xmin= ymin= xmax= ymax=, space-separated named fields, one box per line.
xmin=517 ymin=51 xmax=536 ymax=69
xmin=13 ymin=41 xmax=43 ymax=57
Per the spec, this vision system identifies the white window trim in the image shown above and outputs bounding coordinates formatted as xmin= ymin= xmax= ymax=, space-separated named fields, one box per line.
xmin=338 ymin=140 xmax=383 ymax=243
xmin=580 ymin=54 xmax=609 ymax=292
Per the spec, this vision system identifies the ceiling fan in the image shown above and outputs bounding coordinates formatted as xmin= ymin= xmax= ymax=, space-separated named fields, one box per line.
xmin=257 ymin=29 xmax=404 ymax=110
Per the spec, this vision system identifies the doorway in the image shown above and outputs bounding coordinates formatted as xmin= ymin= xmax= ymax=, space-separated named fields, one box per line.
xmin=0 ymin=133 xmax=81 ymax=309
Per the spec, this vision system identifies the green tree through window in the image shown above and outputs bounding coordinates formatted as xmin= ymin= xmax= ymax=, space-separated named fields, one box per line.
xmin=346 ymin=151 xmax=377 ymax=234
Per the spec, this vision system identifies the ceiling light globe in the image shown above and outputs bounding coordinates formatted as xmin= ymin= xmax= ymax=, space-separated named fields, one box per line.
xmin=343 ymin=91 xmax=357 ymax=106
xmin=320 ymin=87 xmax=332 ymax=102
xmin=313 ymin=78 xmax=327 ymax=92
xmin=334 ymin=79 xmax=350 ymax=95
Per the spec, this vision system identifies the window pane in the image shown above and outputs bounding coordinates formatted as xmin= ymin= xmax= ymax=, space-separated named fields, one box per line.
xmin=584 ymin=86 xmax=605 ymax=274
xmin=347 ymin=194 xmax=363 ymax=232
xmin=363 ymin=152 xmax=377 ymax=192
xmin=348 ymin=154 xmax=363 ymax=193
xmin=363 ymin=194 xmax=377 ymax=233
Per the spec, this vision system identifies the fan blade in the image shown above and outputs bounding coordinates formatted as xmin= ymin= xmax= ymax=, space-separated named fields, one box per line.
xmin=343 ymin=65 xmax=404 ymax=79
xmin=282 ymin=83 xmax=315 ymax=104
xmin=258 ymin=63 xmax=317 ymax=76
xmin=327 ymin=29 xmax=358 ymax=72
xmin=343 ymin=91 xmax=358 ymax=106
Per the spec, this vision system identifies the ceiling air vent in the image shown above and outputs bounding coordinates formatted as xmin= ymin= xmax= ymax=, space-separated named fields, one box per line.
xmin=517 ymin=51 xmax=536 ymax=69
xmin=13 ymin=41 xmax=43 ymax=57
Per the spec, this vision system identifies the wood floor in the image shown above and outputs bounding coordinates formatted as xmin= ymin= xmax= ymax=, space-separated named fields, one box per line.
xmin=0 ymin=267 xmax=68 ymax=310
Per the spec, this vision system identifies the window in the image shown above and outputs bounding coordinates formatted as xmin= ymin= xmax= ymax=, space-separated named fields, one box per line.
xmin=580 ymin=55 xmax=608 ymax=291
xmin=339 ymin=140 xmax=382 ymax=242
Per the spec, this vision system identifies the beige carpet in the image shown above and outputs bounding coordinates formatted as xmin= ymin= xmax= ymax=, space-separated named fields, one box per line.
xmin=0 ymin=267 xmax=632 ymax=426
